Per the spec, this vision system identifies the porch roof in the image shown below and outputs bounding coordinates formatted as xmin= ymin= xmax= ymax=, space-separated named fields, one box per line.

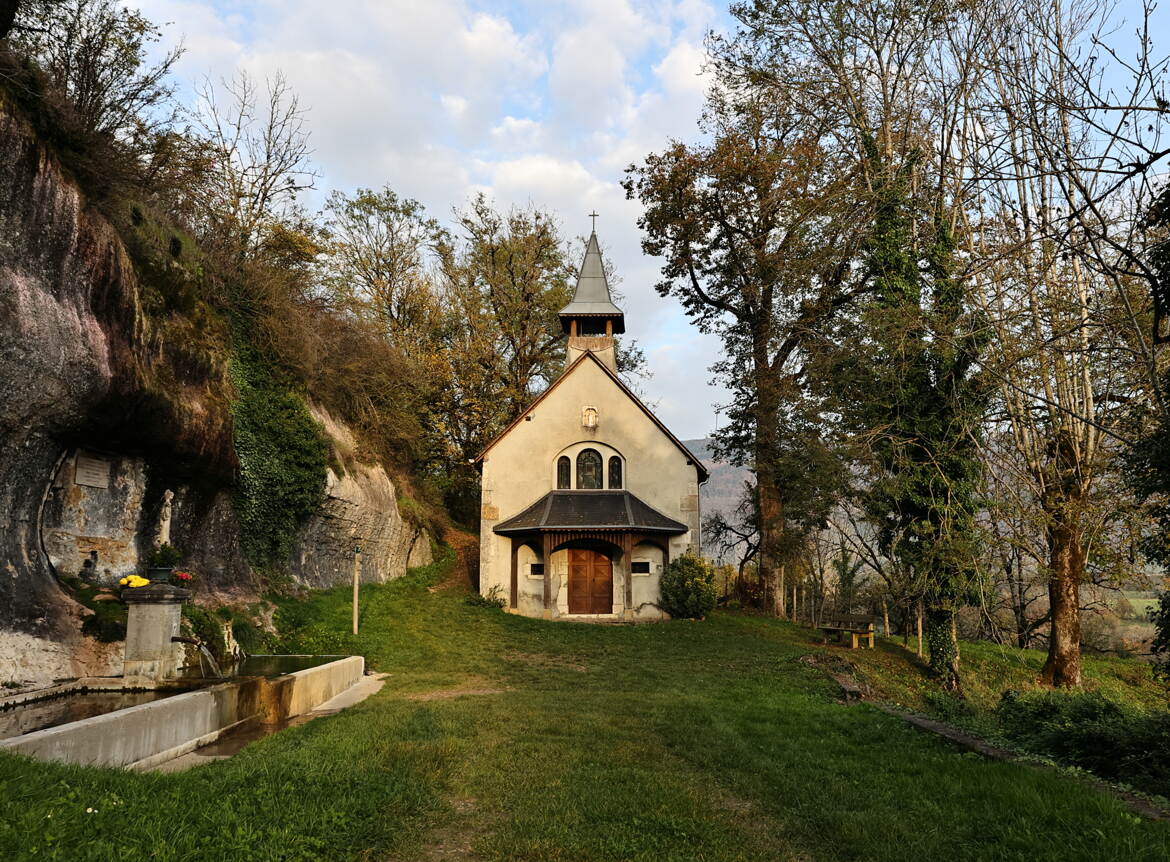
xmin=493 ymin=490 xmax=688 ymax=536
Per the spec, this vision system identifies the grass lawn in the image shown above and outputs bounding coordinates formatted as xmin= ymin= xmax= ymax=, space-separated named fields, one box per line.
xmin=2 ymin=544 xmax=1168 ymax=861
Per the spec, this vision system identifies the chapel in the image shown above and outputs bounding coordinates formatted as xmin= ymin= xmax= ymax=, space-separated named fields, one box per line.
xmin=475 ymin=228 xmax=707 ymax=620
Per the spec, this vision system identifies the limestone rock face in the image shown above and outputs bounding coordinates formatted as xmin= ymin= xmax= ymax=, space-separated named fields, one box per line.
xmin=0 ymin=101 xmax=429 ymax=683
xmin=42 ymin=453 xmax=147 ymax=586
xmin=0 ymin=104 xmax=145 ymax=639
xmin=292 ymin=464 xmax=431 ymax=589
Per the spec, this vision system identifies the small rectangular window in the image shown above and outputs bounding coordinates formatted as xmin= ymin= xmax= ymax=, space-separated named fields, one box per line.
xmin=631 ymin=561 xmax=651 ymax=575
xmin=529 ymin=563 xmax=545 ymax=576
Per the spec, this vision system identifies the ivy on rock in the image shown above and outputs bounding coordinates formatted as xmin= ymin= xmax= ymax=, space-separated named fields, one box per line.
xmin=230 ymin=344 xmax=328 ymax=568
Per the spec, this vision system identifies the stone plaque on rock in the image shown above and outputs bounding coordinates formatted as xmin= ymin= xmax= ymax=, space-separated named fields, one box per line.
xmin=74 ymin=453 xmax=110 ymax=489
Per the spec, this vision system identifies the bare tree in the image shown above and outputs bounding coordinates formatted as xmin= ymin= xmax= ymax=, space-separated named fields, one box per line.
xmin=189 ymin=71 xmax=317 ymax=256
xmin=960 ymin=0 xmax=1168 ymax=686
xmin=703 ymin=484 xmax=760 ymax=602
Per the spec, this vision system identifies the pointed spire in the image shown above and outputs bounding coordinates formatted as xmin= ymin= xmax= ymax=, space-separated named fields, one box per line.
xmin=559 ymin=230 xmax=625 ymax=334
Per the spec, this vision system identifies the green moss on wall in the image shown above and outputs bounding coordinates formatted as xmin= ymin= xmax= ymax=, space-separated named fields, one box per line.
xmin=230 ymin=344 xmax=328 ymax=568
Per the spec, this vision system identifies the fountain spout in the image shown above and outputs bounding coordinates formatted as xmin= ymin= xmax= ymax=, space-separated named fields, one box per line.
xmin=171 ymin=636 xmax=223 ymax=679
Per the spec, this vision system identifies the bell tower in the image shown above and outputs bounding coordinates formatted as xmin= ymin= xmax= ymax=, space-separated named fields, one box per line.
xmin=559 ymin=227 xmax=625 ymax=372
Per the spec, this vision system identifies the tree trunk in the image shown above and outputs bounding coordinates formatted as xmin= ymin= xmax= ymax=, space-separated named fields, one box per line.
xmin=754 ymin=321 xmax=786 ymax=619
xmin=1041 ymin=500 xmax=1085 ymax=687
xmin=925 ymin=607 xmax=962 ymax=693
xmin=881 ymin=598 xmax=890 ymax=639
xmin=0 ymin=1 xmax=18 ymax=41
xmin=757 ymin=472 xmax=786 ymax=618
xmin=916 ymin=601 xmax=924 ymax=658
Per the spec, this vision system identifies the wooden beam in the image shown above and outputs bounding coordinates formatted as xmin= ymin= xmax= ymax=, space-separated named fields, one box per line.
xmin=509 ymin=540 xmax=518 ymax=609
xmin=570 ymin=319 xmax=578 ymax=337
xmin=622 ymin=533 xmax=633 ymax=611
xmin=605 ymin=319 xmax=613 ymax=336
xmin=542 ymin=532 xmax=554 ymax=611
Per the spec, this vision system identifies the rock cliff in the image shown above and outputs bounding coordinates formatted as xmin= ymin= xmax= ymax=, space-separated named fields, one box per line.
xmin=0 ymin=98 xmax=429 ymax=686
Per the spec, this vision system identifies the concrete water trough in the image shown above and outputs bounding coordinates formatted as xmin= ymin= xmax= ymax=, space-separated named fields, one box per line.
xmin=0 ymin=655 xmax=365 ymax=770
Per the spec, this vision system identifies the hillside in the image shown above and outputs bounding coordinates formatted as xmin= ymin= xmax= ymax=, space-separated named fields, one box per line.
xmin=685 ymin=438 xmax=751 ymax=560
xmin=2 ymin=550 xmax=1166 ymax=862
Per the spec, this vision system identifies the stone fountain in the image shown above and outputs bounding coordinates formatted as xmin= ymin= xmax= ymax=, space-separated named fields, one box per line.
xmin=121 ymin=581 xmax=190 ymax=686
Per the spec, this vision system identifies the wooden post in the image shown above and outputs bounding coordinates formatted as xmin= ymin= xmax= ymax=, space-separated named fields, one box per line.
xmin=352 ymin=545 xmax=362 ymax=635
xmin=542 ymin=532 xmax=553 ymax=612
xmin=916 ymin=600 xmax=924 ymax=658
xmin=509 ymin=540 xmax=519 ymax=609
xmin=622 ymin=534 xmax=633 ymax=613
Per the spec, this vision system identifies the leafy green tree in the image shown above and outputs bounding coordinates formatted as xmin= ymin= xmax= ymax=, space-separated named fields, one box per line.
xmin=424 ymin=197 xmax=574 ymax=521
xmin=825 ymin=149 xmax=988 ymax=691
xmin=320 ymin=186 xmax=442 ymax=345
xmin=11 ymin=0 xmax=180 ymax=142
xmin=625 ymin=98 xmax=862 ymax=618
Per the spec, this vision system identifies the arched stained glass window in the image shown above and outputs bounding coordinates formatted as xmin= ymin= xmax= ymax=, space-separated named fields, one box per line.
xmin=557 ymin=456 xmax=571 ymax=489
xmin=608 ymin=456 xmax=622 ymax=489
xmin=576 ymin=449 xmax=602 ymax=489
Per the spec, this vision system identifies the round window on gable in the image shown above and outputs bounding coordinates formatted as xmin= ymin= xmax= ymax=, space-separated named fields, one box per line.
xmin=608 ymin=456 xmax=623 ymax=489
xmin=576 ymin=449 xmax=602 ymax=489
xmin=557 ymin=456 xmax=571 ymax=489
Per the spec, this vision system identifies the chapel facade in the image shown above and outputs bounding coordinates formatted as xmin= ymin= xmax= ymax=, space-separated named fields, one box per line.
xmin=475 ymin=229 xmax=707 ymax=620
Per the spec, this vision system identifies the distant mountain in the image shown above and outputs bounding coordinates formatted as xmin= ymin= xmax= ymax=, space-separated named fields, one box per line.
xmin=684 ymin=438 xmax=751 ymax=561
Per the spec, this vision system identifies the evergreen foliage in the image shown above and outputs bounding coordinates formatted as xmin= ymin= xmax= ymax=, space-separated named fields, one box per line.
xmin=826 ymin=141 xmax=988 ymax=691
xmin=1126 ymin=186 xmax=1170 ymax=567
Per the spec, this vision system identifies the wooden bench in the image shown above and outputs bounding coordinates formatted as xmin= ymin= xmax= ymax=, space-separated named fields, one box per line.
xmin=819 ymin=614 xmax=877 ymax=649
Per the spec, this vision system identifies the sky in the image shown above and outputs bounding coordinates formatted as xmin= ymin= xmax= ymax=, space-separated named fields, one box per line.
xmin=131 ymin=0 xmax=739 ymax=440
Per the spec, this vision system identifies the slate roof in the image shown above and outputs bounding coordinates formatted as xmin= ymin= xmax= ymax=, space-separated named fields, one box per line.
xmin=559 ymin=231 xmax=625 ymax=333
xmin=494 ymin=490 xmax=689 ymax=535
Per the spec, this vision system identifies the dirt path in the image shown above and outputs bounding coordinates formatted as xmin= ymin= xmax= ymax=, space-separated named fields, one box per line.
xmin=431 ymin=530 xmax=478 ymax=593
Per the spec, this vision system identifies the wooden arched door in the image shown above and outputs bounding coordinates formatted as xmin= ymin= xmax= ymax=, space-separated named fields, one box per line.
xmin=568 ymin=548 xmax=613 ymax=614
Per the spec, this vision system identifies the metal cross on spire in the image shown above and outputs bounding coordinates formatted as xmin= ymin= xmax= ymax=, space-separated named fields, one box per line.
xmin=588 ymin=211 xmax=599 ymax=232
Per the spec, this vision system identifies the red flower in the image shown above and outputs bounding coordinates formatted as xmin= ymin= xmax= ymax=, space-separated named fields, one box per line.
xmin=174 ymin=571 xmax=193 ymax=581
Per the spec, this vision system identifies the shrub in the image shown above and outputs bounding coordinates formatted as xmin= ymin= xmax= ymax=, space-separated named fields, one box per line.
xmin=996 ymin=690 xmax=1170 ymax=797
xmin=465 ymin=585 xmax=505 ymax=609
xmin=1151 ymin=592 xmax=1170 ymax=682
xmin=231 ymin=619 xmax=271 ymax=654
xmin=658 ymin=554 xmax=717 ymax=620
xmin=145 ymin=542 xmax=182 ymax=568
xmin=182 ymin=604 xmax=229 ymax=662
xmin=81 ymin=601 xmax=127 ymax=642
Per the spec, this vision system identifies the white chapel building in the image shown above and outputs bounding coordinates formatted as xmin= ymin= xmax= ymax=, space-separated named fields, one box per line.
xmin=475 ymin=229 xmax=707 ymax=620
